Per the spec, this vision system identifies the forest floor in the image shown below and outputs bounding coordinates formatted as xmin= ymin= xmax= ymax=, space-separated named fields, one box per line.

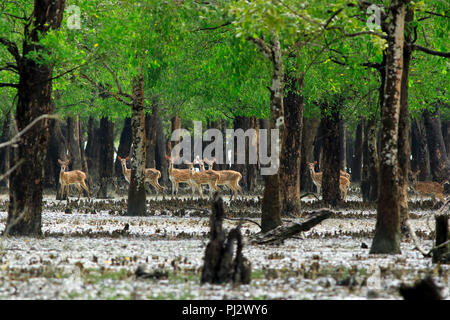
xmin=0 ymin=186 xmax=448 ymax=300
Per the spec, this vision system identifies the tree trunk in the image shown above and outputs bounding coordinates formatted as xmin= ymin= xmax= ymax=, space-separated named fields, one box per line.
xmin=410 ymin=115 xmax=430 ymax=180
xmin=232 ymin=115 xmax=248 ymax=191
xmin=66 ymin=116 xmax=82 ymax=170
xmin=320 ymin=99 xmax=342 ymax=206
xmin=398 ymin=8 xmax=413 ymax=230
xmin=442 ymin=119 xmax=450 ymax=159
xmin=247 ymin=116 xmax=258 ymax=192
xmin=260 ymin=35 xmax=284 ymax=233
xmin=423 ymin=105 xmax=450 ymax=182
xmin=6 ymin=0 xmax=66 ymax=236
xmin=279 ymin=74 xmax=304 ymax=215
xmin=339 ymin=119 xmax=346 ymax=171
xmin=97 ymin=117 xmax=114 ymax=198
xmin=0 ymin=113 xmax=12 ymax=187
xmin=115 ymin=117 xmax=132 ymax=178
xmin=352 ymin=120 xmax=363 ymax=182
xmin=145 ymin=102 xmax=158 ymax=168
xmin=155 ymin=114 xmax=168 ymax=185
xmin=127 ymin=74 xmax=147 ymax=216
xmin=169 ymin=115 xmax=181 ymax=154
xmin=46 ymin=118 xmax=68 ymax=198
xmin=85 ymin=117 xmax=100 ymax=184
xmin=300 ymin=117 xmax=320 ymax=192
xmin=361 ymin=116 xmax=379 ymax=202
xmin=371 ymin=0 xmax=408 ymax=254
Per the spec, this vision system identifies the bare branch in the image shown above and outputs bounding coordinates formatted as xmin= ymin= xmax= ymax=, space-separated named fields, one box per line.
xmin=79 ymin=73 xmax=133 ymax=106
xmin=247 ymin=36 xmax=272 ymax=60
xmin=0 ymin=159 xmax=24 ymax=182
xmin=344 ymin=31 xmax=387 ymax=39
xmin=0 ymin=114 xmax=59 ymax=149
xmin=0 ymin=37 xmax=21 ymax=63
xmin=193 ymin=21 xmax=232 ymax=32
xmin=0 ymin=82 xmax=18 ymax=88
xmin=411 ymin=44 xmax=450 ymax=58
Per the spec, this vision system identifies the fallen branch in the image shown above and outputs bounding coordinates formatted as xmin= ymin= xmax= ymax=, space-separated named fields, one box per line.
xmin=404 ymin=219 xmax=430 ymax=257
xmin=249 ymin=208 xmax=333 ymax=245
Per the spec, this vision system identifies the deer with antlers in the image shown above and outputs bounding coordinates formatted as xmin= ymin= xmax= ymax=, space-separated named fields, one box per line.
xmin=408 ymin=170 xmax=448 ymax=206
xmin=117 ymin=156 xmax=164 ymax=193
xmin=165 ymin=155 xmax=195 ymax=196
xmin=58 ymin=159 xmax=90 ymax=200
xmin=307 ymin=161 xmax=350 ymax=201
xmin=185 ymin=158 xmax=220 ymax=198
xmin=201 ymin=157 xmax=243 ymax=201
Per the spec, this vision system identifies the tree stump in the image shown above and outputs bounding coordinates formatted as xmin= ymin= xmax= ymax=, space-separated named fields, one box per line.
xmin=200 ymin=193 xmax=251 ymax=285
xmin=432 ymin=214 xmax=449 ymax=264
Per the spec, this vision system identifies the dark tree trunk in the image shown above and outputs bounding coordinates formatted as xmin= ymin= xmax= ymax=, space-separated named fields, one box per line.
xmin=46 ymin=118 xmax=68 ymax=198
xmin=247 ymin=115 xmax=259 ymax=192
xmin=115 ymin=117 xmax=132 ymax=178
xmin=6 ymin=0 xmax=66 ymax=236
xmin=443 ymin=119 xmax=450 ymax=159
xmin=346 ymin=130 xmax=353 ymax=176
xmin=232 ymin=115 xmax=248 ymax=191
xmin=97 ymin=117 xmax=114 ymax=198
xmin=423 ymin=105 xmax=450 ymax=182
xmin=155 ymin=115 xmax=168 ymax=185
xmin=371 ymin=0 xmax=408 ymax=254
xmin=300 ymin=117 xmax=320 ymax=192
xmin=320 ymin=99 xmax=342 ymax=206
xmin=145 ymin=102 xmax=158 ymax=168
xmin=361 ymin=116 xmax=379 ymax=202
xmin=127 ymin=74 xmax=147 ymax=216
xmin=85 ymin=117 xmax=100 ymax=184
xmin=279 ymin=74 xmax=304 ymax=215
xmin=398 ymin=8 xmax=413 ymax=229
xmin=410 ymin=115 xmax=430 ymax=180
xmin=0 ymin=113 xmax=12 ymax=187
xmin=352 ymin=120 xmax=363 ymax=182
xmin=313 ymin=122 xmax=323 ymax=172
xmin=339 ymin=119 xmax=346 ymax=171
xmin=66 ymin=116 xmax=82 ymax=170
xmin=432 ymin=214 xmax=449 ymax=264
xmin=168 ymin=115 xmax=181 ymax=156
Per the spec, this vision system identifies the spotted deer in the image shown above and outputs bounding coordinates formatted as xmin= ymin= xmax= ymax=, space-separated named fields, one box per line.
xmin=409 ymin=170 xmax=448 ymax=205
xmin=185 ymin=159 xmax=220 ymax=198
xmin=58 ymin=159 xmax=90 ymax=199
xmin=117 ymin=156 xmax=165 ymax=193
xmin=165 ymin=155 xmax=194 ymax=196
xmin=202 ymin=157 xmax=243 ymax=201
xmin=307 ymin=161 xmax=350 ymax=201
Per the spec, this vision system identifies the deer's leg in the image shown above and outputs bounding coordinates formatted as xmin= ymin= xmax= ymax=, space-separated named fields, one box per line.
xmin=80 ymin=180 xmax=90 ymax=199
xmin=75 ymin=184 xmax=83 ymax=199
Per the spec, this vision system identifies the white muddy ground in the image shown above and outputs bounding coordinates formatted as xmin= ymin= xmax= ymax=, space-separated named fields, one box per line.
xmin=0 ymin=194 xmax=448 ymax=300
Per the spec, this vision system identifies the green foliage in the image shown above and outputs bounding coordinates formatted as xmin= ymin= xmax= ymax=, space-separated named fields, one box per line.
xmin=0 ymin=0 xmax=448 ymax=126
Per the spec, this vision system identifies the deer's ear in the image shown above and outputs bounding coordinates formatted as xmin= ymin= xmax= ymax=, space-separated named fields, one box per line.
xmin=125 ymin=156 xmax=129 ymax=160
xmin=58 ymin=159 xmax=63 ymax=164
xmin=117 ymin=156 xmax=121 ymax=160
xmin=212 ymin=158 xmax=216 ymax=163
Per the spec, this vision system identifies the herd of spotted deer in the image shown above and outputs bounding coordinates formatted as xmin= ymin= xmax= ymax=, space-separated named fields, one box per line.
xmin=56 ymin=157 xmax=448 ymax=207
